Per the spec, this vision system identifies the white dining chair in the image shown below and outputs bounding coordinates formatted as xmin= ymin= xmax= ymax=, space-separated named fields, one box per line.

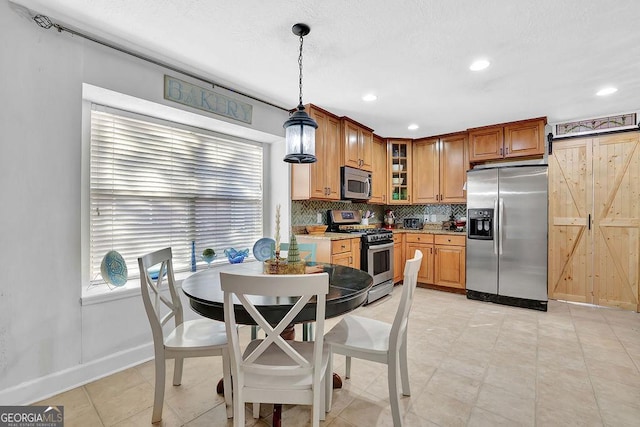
xmin=138 ymin=247 xmax=232 ymax=423
xmin=251 ymin=242 xmax=318 ymax=341
xmin=220 ymin=270 xmax=330 ymax=427
xmin=324 ymin=250 xmax=423 ymax=427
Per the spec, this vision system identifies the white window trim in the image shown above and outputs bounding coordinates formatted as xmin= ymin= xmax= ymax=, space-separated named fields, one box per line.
xmin=81 ymin=84 xmax=281 ymax=304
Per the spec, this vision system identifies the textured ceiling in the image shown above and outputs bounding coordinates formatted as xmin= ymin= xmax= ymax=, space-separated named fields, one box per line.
xmin=13 ymin=0 xmax=640 ymax=137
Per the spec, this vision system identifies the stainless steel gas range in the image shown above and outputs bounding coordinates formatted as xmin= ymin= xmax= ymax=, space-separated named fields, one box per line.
xmin=327 ymin=210 xmax=394 ymax=304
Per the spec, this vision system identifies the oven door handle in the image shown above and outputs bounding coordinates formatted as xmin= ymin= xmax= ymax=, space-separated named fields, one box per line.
xmin=367 ymin=241 xmax=394 ymax=250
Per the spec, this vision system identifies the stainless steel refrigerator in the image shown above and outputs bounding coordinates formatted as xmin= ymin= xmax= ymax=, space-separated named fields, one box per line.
xmin=466 ymin=165 xmax=548 ymax=311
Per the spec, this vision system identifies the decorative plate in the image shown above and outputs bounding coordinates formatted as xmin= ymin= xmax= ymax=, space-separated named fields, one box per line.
xmin=100 ymin=250 xmax=128 ymax=287
xmin=252 ymin=238 xmax=275 ymax=262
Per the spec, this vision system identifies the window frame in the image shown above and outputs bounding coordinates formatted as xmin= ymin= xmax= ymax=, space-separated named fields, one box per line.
xmin=84 ymin=102 xmax=266 ymax=292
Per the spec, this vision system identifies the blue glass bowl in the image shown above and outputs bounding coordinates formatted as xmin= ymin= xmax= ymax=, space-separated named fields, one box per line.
xmin=224 ymin=248 xmax=249 ymax=264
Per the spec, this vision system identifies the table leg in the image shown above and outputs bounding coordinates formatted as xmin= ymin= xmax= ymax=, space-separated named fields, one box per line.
xmin=273 ymin=404 xmax=282 ymax=427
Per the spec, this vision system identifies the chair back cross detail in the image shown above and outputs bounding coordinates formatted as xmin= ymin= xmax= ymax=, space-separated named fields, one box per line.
xmin=220 ymin=271 xmax=330 ymax=427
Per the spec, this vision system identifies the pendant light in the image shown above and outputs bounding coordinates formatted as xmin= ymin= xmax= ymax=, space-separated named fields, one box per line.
xmin=283 ymin=23 xmax=318 ymax=163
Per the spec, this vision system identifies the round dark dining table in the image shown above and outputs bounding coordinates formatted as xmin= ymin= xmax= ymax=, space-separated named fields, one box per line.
xmin=181 ymin=261 xmax=374 ymax=326
xmin=181 ymin=261 xmax=373 ymax=427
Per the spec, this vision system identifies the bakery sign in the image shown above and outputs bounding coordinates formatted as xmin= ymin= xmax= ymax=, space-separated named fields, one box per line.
xmin=164 ymin=75 xmax=253 ymax=124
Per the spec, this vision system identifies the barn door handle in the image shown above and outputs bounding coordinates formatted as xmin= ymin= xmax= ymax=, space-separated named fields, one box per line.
xmin=588 ymin=214 xmax=591 ymax=230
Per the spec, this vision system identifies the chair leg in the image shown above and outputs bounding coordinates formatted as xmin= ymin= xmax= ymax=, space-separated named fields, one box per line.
xmin=252 ymin=403 xmax=260 ymax=418
xmin=172 ymin=356 xmax=184 ymax=386
xmin=320 ymin=375 xmax=326 ymax=421
xmin=388 ymin=355 xmax=402 ymax=427
xmin=152 ymin=357 xmax=166 ymax=423
xmin=222 ymin=351 xmax=233 ymax=418
xmin=325 ymin=351 xmax=333 ymax=412
xmin=399 ymin=336 xmax=411 ymax=396
xmin=232 ymin=375 xmax=244 ymax=427
xmin=312 ymin=381 xmax=321 ymax=427
xmin=345 ymin=355 xmax=351 ymax=379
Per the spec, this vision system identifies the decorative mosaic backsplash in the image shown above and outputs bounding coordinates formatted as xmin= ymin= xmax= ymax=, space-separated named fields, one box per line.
xmin=291 ymin=200 xmax=466 ymax=226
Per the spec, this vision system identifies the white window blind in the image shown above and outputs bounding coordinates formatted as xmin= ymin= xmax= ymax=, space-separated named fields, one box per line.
xmin=90 ymin=106 xmax=263 ymax=282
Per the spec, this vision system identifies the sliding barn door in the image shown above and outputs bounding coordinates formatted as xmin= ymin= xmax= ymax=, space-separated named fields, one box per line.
xmin=549 ymin=131 xmax=640 ymax=311
xmin=548 ymin=138 xmax=593 ymax=303
xmin=592 ymin=133 xmax=640 ymax=311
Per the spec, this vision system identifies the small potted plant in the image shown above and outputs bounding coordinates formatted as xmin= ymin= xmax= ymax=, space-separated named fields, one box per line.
xmin=201 ymin=248 xmax=216 ymax=268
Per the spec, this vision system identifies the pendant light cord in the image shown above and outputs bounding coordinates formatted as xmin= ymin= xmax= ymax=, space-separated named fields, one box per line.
xmin=298 ymin=33 xmax=304 ymax=107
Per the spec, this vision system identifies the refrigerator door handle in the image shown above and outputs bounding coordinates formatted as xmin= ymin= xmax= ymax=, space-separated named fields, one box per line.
xmin=493 ymin=198 xmax=499 ymax=255
xmin=498 ymin=198 xmax=504 ymax=255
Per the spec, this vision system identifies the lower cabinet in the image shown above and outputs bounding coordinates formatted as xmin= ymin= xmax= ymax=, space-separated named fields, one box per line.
xmin=393 ymin=233 xmax=404 ymax=283
xmin=433 ymin=235 xmax=466 ymax=289
xmin=401 ymin=232 xmax=466 ymax=290
xmin=404 ymin=234 xmax=434 ymax=284
xmin=297 ymin=236 xmax=360 ymax=269
xmin=331 ymin=238 xmax=361 ymax=269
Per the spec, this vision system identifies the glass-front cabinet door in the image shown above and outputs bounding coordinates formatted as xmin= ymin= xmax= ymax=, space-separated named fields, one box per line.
xmin=387 ymin=139 xmax=412 ymax=204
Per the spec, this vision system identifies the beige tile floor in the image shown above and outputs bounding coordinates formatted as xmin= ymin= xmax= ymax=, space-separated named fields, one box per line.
xmin=36 ymin=287 xmax=640 ymax=426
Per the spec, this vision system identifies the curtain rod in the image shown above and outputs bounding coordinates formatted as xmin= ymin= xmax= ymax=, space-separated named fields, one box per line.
xmin=30 ymin=13 xmax=289 ymax=112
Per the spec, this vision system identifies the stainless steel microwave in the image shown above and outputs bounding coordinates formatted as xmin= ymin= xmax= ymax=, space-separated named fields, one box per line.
xmin=341 ymin=166 xmax=372 ymax=200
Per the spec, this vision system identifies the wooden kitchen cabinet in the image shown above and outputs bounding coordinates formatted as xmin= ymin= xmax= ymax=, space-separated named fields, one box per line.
xmin=298 ymin=236 xmax=360 ymax=269
xmin=388 ymin=139 xmax=412 ymax=204
xmin=342 ymin=117 xmax=373 ymax=171
xmin=369 ymin=134 xmax=388 ymax=204
xmin=412 ymin=132 xmax=468 ymax=204
xmin=468 ymin=117 xmax=546 ymax=163
xmin=330 ymin=238 xmax=360 ymax=269
xmin=393 ymin=233 xmax=404 ymax=283
xmin=404 ymin=234 xmax=434 ymax=284
xmin=434 ymin=234 xmax=466 ymax=289
xmin=291 ymin=105 xmax=341 ymax=200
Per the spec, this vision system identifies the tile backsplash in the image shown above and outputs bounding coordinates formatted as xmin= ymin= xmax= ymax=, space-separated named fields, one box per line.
xmin=291 ymin=200 xmax=466 ymax=226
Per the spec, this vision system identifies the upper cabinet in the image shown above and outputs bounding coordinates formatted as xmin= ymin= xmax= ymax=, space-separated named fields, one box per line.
xmin=468 ymin=117 xmax=546 ymax=163
xmin=369 ymin=134 xmax=387 ymax=204
xmin=412 ymin=132 xmax=468 ymax=204
xmin=342 ymin=118 xmax=373 ymax=171
xmin=291 ymin=105 xmax=341 ymax=200
xmin=387 ymin=139 xmax=412 ymax=204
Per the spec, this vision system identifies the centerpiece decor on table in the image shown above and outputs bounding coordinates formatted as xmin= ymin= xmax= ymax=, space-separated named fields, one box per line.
xmin=285 ymin=233 xmax=305 ymax=274
xmin=264 ymin=204 xmax=288 ymax=274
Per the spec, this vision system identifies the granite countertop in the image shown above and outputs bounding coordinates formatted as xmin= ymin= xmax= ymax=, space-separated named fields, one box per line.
xmin=393 ymin=228 xmax=466 ymax=236
xmin=297 ymin=229 xmax=466 ymax=240
xmin=296 ymin=232 xmax=360 ymax=241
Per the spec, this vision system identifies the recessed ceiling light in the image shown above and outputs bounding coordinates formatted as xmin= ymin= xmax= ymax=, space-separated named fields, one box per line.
xmin=469 ymin=59 xmax=490 ymax=71
xmin=408 ymin=124 xmax=419 ymax=130
xmin=596 ymin=87 xmax=617 ymax=96
xmin=362 ymin=94 xmax=377 ymax=102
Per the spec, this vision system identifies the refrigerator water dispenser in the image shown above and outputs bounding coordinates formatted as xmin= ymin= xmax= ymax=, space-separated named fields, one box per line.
xmin=467 ymin=208 xmax=494 ymax=240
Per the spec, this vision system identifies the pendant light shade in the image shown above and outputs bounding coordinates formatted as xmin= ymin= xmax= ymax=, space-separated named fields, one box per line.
xmin=283 ymin=23 xmax=318 ymax=164
xmin=284 ymin=104 xmax=317 ymax=163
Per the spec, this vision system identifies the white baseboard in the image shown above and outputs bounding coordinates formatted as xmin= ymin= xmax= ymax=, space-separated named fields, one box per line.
xmin=0 ymin=342 xmax=154 ymax=405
